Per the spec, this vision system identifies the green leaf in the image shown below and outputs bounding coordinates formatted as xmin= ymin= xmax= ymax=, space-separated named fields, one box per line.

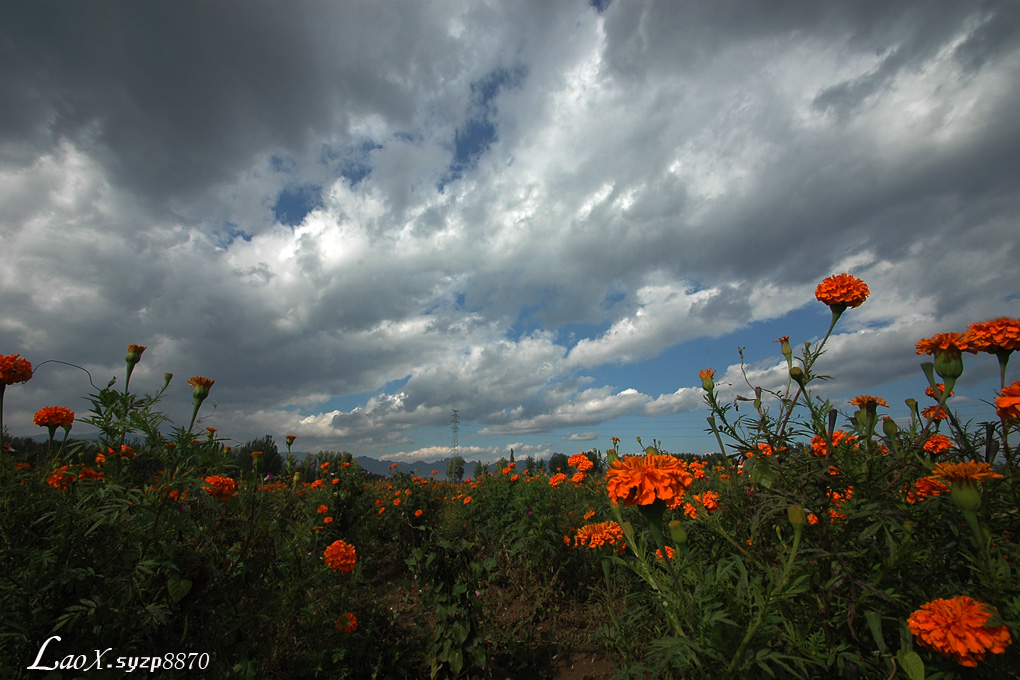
xmin=896 ymin=649 xmax=924 ymax=680
xmin=746 ymin=457 xmax=777 ymax=488
xmin=167 ymin=575 xmax=192 ymax=603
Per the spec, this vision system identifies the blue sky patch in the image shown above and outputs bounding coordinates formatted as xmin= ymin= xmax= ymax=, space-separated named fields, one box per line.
xmin=273 ymin=183 xmax=324 ymax=226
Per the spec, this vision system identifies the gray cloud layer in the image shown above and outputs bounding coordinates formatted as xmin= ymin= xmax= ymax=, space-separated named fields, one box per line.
xmin=2 ymin=1 xmax=1018 ymax=458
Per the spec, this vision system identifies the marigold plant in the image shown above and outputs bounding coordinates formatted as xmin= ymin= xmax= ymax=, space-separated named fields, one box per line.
xmin=907 ymin=596 xmax=1012 ymax=667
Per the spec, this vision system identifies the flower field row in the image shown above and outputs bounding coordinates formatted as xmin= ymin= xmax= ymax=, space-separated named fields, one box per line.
xmin=1 ymin=276 xmax=1018 ymax=679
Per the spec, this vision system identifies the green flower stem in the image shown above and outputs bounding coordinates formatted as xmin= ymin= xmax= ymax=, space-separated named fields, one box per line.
xmin=728 ymin=524 xmax=803 ymax=673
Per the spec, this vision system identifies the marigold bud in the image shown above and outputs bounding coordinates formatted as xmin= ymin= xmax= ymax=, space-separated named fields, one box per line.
xmin=787 ymin=505 xmax=807 ymax=527
xmin=125 ymin=344 xmax=146 ymax=365
xmin=790 ymin=366 xmax=806 ymax=387
xmin=668 ymin=519 xmax=687 ymax=545
xmin=950 ymin=481 xmax=982 ymax=514
xmin=934 ymin=350 xmax=964 ymax=389
xmin=882 ymin=416 xmax=899 ymax=439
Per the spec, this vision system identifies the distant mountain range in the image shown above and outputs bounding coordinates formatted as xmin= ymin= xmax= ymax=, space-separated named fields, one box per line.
xmin=353 ymin=455 xmax=501 ymax=480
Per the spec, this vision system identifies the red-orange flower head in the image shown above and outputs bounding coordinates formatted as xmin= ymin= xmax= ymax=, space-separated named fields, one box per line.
xmin=907 ymin=596 xmax=1011 ymax=667
xmin=915 ymin=332 xmax=975 ymax=356
xmin=33 ymin=406 xmax=75 ymax=431
xmin=905 ymin=476 xmax=950 ymax=504
xmin=203 ymin=475 xmax=237 ymax=500
xmin=606 ymin=452 xmax=693 ymax=507
xmin=574 ymin=521 xmax=625 ymax=553
xmin=933 ymin=461 xmax=1004 ymax=485
xmin=925 ymin=384 xmax=952 ymax=401
xmin=549 ymin=472 xmax=567 ymax=487
xmin=849 ymin=395 xmax=889 ymax=408
xmin=568 ymin=453 xmax=593 ymax=472
xmin=922 ymin=434 xmax=953 ymax=456
xmin=807 ymin=430 xmax=856 ymax=456
xmin=963 ymin=317 xmax=1020 ymax=354
xmin=336 ymin=612 xmax=358 ymax=633
xmin=324 ymin=539 xmax=357 ymax=573
xmin=0 ymin=353 xmax=33 ymax=386
xmin=995 ymin=381 xmax=1020 ymax=421
xmin=815 ymin=273 xmax=870 ymax=312
xmin=47 ymin=465 xmax=76 ymax=491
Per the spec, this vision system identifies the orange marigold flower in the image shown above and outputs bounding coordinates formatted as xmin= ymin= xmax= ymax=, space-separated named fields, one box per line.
xmin=33 ymin=406 xmax=75 ymax=430
xmin=907 ymin=596 xmax=1011 ymax=667
xmin=324 ymin=539 xmax=357 ymax=573
xmin=905 ymin=476 xmax=950 ymax=504
xmin=286 ymin=434 xmax=297 ymax=445
xmin=699 ymin=368 xmax=716 ymax=380
xmin=203 ymin=475 xmax=237 ymax=499
xmin=964 ymin=317 xmax=1020 ymax=354
xmin=696 ymin=490 xmax=721 ymax=511
xmin=323 ymin=516 xmax=333 ymax=524
xmin=745 ymin=442 xmax=774 ymax=458
xmin=995 ymin=381 xmax=1020 ymax=421
xmin=583 ymin=509 xmax=596 ymax=520
xmin=393 ymin=498 xmax=401 ymax=506
xmin=0 ymin=353 xmax=33 ymax=385
xmin=915 ymin=333 xmax=976 ymax=356
xmin=809 ymin=430 xmax=857 ymax=457
xmin=309 ymin=479 xmax=324 ymax=489
xmin=47 ymin=465 xmax=75 ymax=491
xmin=921 ymin=404 xmax=949 ymax=422
xmin=933 ymin=461 xmax=1004 ymax=484
xmin=568 ymin=453 xmax=594 ymax=472
xmin=849 ymin=394 xmax=889 ymax=408
xmin=95 ymin=452 xmax=106 ymax=466
xmin=925 ymin=383 xmax=953 ymax=400
xmin=922 ymin=434 xmax=953 ymax=456
xmin=336 ymin=612 xmax=358 ymax=633
xmin=414 ymin=509 xmax=423 ymax=517
xmin=574 ymin=521 xmax=625 ymax=551
xmin=571 ymin=471 xmax=586 ymax=484
xmin=815 ymin=273 xmax=870 ymax=310
xmin=655 ymin=545 xmax=676 ymax=561
xmin=77 ymin=467 xmax=104 ymax=482
xmin=463 ymin=496 xmax=472 ymax=504
xmin=317 ymin=504 xmax=329 ymax=514
xmin=549 ymin=473 xmax=567 ymax=487
xmin=605 ymin=453 xmax=693 ymax=507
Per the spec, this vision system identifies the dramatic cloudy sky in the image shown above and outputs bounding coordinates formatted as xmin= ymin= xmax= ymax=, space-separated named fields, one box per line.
xmin=2 ymin=1 xmax=1018 ymax=462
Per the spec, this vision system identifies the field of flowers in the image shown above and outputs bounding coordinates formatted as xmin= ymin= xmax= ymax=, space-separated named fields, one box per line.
xmin=2 ymin=275 xmax=1019 ymax=679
